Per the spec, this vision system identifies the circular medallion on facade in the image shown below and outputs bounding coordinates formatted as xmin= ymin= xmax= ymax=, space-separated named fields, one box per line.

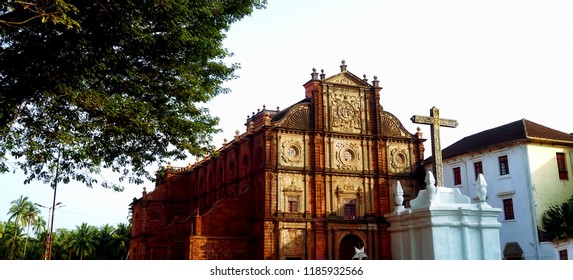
xmin=390 ymin=148 xmax=409 ymax=171
xmin=338 ymin=102 xmax=355 ymax=120
xmin=286 ymin=145 xmax=300 ymax=159
xmin=341 ymin=148 xmax=356 ymax=164
xmin=282 ymin=140 xmax=303 ymax=165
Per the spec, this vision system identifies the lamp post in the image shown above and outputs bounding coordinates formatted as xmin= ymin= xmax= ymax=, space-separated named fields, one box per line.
xmin=34 ymin=201 xmax=64 ymax=260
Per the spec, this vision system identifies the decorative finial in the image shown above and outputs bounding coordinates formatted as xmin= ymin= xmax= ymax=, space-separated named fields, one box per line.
xmin=320 ymin=69 xmax=325 ymax=80
xmin=425 ymin=170 xmax=437 ymax=203
xmin=476 ymin=173 xmax=488 ymax=203
xmin=277 ymin=106 xmax=280 ymax=110
xmin=263 ymin=111 xmax=271 ymax=126
xmin=394 ymin=181 xmax=405 ymax=213
xmin=235 ymin=130 xmax=240 ymax=135
xmin=311 ymin=67 xmax=319 ymax=80
xmin=395 ymin=181 xmax=404 ymax=206
xmin=262 ymin=104 xmax=266 ymax=110
xmin=372 ymin=75 xmax=380 ymax=87
xmin=340 ymin=60 xmax=347 ymax=72
xmin=247 ymin=121 xmax=254 ymax=133
xmin=363 ymin=74 xmax=368 ymax=83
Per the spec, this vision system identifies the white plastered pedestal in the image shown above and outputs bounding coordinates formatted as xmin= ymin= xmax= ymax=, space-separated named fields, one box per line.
xmin=385 ymin=171 xmax=502 ymax=260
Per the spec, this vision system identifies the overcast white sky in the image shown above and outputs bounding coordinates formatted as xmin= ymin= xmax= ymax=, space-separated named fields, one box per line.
xmin=2 ymin=0 xmax=573 ymax=230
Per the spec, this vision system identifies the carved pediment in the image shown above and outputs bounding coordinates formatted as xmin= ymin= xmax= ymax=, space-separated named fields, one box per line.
xmin=335 ymin=182 xmax=361 ymax=195
xmin=324 ymin=72 xmax=370 ymax=87
xmin=282 ymin=180 xmax=303 ymax=192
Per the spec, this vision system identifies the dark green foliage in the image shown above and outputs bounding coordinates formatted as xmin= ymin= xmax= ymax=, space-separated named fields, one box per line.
xmin=2 ymin=195 xmax=132 ymax=259
xmin=542 ymin=195 xmax=573 ymax=242
xmin=0 ymin=0 xmax=266 ymax=189
xmin=0 ymin=219 xmax=132 ymax=259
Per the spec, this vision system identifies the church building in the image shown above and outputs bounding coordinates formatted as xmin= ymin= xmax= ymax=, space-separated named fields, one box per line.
xmin=129 ymin=61 xmax=427 ymax=260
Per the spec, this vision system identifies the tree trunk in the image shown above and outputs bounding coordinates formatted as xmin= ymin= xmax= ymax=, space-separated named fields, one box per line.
xmin=22 ymin=224 xmax=31 ymax=259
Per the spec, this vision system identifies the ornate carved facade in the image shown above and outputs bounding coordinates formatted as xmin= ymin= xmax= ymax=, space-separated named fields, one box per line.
xmin=129 ymin=61 xmax=426 ymax=260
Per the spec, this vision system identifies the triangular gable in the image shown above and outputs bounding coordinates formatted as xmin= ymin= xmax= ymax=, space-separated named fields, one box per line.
xmin=324 ymin=71 xmax=371 ymax=87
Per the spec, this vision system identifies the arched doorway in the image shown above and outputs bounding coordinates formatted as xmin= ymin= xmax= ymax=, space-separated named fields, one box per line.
xmin=338 ymin=234 xmax=364 ymax=260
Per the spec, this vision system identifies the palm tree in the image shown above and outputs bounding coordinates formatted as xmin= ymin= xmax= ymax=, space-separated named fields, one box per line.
xmin=95 ymin=224 xmax=115 ymax=259
xmin=0 ymin=222 xmax=6 ymax=259
xmin=6 ymin=195 xmax=30 ymax=259
xmin=52 ymin=228 xmax=73 ymax=260
xmin=26 ymin=230 xmax=46 ymax=260
xmin=20 ymin=202 xmax=41 ymax=258
xmin=68 ymin=223 xmax=98 ymax=260
xmin=2 ymin=221 xmax=24 ymax=259
xmin=111 ymin=223 xmax=131 ymax=259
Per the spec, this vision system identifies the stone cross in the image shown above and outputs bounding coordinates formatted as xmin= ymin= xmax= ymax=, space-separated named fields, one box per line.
xmin=411 ymin=106 xmax=458 ymax=188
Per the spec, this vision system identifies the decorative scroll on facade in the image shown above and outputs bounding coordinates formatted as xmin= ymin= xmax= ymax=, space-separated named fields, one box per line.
xmin=275 ymin=104 xmax=311 ymax=130
xmin=382 ymin=111 xmax=411 ymax=137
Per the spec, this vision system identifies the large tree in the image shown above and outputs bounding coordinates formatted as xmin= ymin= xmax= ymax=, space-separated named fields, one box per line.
xmin=0 ymin=0 xmax=266 ymax=189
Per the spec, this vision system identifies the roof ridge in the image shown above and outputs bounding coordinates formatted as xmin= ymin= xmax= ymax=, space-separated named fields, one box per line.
xmin=439 ymin=118 xmax=573 ymax=160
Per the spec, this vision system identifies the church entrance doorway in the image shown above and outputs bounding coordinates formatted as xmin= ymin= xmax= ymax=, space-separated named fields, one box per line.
xmin=338 ymin=234 xmax=364 ymax=260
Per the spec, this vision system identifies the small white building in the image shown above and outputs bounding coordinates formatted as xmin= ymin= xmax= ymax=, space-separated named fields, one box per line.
xmin=426 ymin=119 xmax=573 ymax=260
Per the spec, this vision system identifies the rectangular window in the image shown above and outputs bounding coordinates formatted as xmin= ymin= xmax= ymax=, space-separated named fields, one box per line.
xmin=499 ymin=155 xmax=510 ymax=176
xmin=343 ymin=198 xmax=356 ymax=219
xmin=559 ymin=249 xmax=568 ymax=260
xmin=453 ymin=167 xmax=461 ymax=185
xmin=556 ymin=153 xmax=568 ymax=180
xmin=287 ymin=196 xmax=299 ymax=213
xmin=474 ymin=161 xmax=483 ymax=180
xmin=503 ymin=198 xmax=515 ymax=220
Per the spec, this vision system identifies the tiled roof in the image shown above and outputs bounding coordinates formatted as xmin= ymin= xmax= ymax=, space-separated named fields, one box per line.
xmin=438 ymin=119 xmax=573 ymax=160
